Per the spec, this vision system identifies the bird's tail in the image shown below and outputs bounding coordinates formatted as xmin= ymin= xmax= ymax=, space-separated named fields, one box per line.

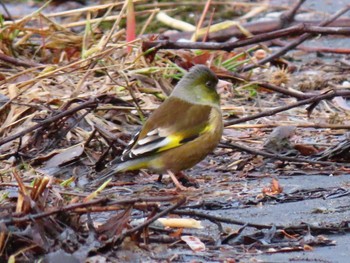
xmin=93 ymin=167 xmax=119 ymax=185
xmin=91 ymin=159 xmax=127 ymax=186
xmin=91 ymin=157 xmax=152 ymax=186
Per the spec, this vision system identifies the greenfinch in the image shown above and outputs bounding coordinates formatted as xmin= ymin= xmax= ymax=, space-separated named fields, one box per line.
xmin=96 ymin=65 xmax=227 ymax=184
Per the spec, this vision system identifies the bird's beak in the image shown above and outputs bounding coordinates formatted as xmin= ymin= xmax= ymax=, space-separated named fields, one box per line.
xmin=217 ymin=79 xmax=232 ymax=89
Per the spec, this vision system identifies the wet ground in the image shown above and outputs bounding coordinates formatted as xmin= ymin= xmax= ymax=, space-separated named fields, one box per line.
xmin=92 ymin=152 xmax=349 ymax=262
xmin=231 ymin=174 xmax=350 ymax=262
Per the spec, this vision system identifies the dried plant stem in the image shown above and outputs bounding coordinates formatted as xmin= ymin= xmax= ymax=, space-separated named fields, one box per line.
xmin=227 ymin=123 xmax=350 ymax=129
xmin=0 ymin=100 xmax=97 ymax=147
xmin=114 ymin=196 xmax=186 ymax=244
xmin=224 ymin=90 xmax=350 ymax=127
xmin=143 ymin=25 xmax=350 ymax=52
xmin=2 ymin=196 xmax=182 ymax=225
xmin=243 ymin=4 xmax=350 ymax=71
xmin=220 ymin=141 xmax=350 ymax=167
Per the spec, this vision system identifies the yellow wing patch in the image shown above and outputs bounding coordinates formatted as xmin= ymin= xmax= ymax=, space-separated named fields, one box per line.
xmin=156 ymin=134 xmax=183 ymax=152
xmin=156 ymin=123 xmax=213 ymax=153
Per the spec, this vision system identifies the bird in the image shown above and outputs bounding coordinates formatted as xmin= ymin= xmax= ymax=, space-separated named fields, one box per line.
xmin=95 ymin=64 xmax=227 ymax=188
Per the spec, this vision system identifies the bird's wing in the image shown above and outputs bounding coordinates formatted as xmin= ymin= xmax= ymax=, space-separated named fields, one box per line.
xmin=120 ymin=124 xmax=209 ymax=161
xmin=120 ymin=98 xmax=212 ymax=162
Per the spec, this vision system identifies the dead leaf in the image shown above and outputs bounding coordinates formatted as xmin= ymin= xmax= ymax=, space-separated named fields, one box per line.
xmin=333 ymin=96 xmax=350 ymax=111
xmin=43 ymin=144 xmax=84 ymax=168
xmin=303 ymin=244 xmax=313 ymax=251
xmin=169 ymin=228 xmax=183 ymax=238
xmin=294 ymin=144 xmax=319 ymax=156
xmin=262 ymin=178 xmax=283 ymax=195
xmin=181 ymin=236 xmax=206 ymax=252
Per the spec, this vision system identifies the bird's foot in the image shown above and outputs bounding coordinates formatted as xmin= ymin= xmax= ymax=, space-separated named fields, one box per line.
xmin=157 ymin=174 xmax=163 ymax=183
xmin=167 ymin=171 xmax=199 ymax=190
xmin=167 ymin=171 xmax=187 ymax=191
xmin=176 ymin=172 xmax=199 ymax=188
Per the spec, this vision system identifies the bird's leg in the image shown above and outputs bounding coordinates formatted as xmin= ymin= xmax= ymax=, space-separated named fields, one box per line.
xmin=157 ymin=174 xmax=163 ymax=182
xmin=167 ymin=171 xmax=187 ymax=191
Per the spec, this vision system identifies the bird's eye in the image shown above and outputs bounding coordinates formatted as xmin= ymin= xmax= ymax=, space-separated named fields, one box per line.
xmin=206 ymin=81 xmax=213 ymax=88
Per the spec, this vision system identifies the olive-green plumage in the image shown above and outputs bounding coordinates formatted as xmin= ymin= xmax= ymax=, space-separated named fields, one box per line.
xmin=96 ymin=65 xmax=224 ymax=183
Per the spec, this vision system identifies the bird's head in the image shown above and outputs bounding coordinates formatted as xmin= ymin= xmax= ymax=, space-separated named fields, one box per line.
xmin=171 ymin=65 xmax=228 ymax=107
